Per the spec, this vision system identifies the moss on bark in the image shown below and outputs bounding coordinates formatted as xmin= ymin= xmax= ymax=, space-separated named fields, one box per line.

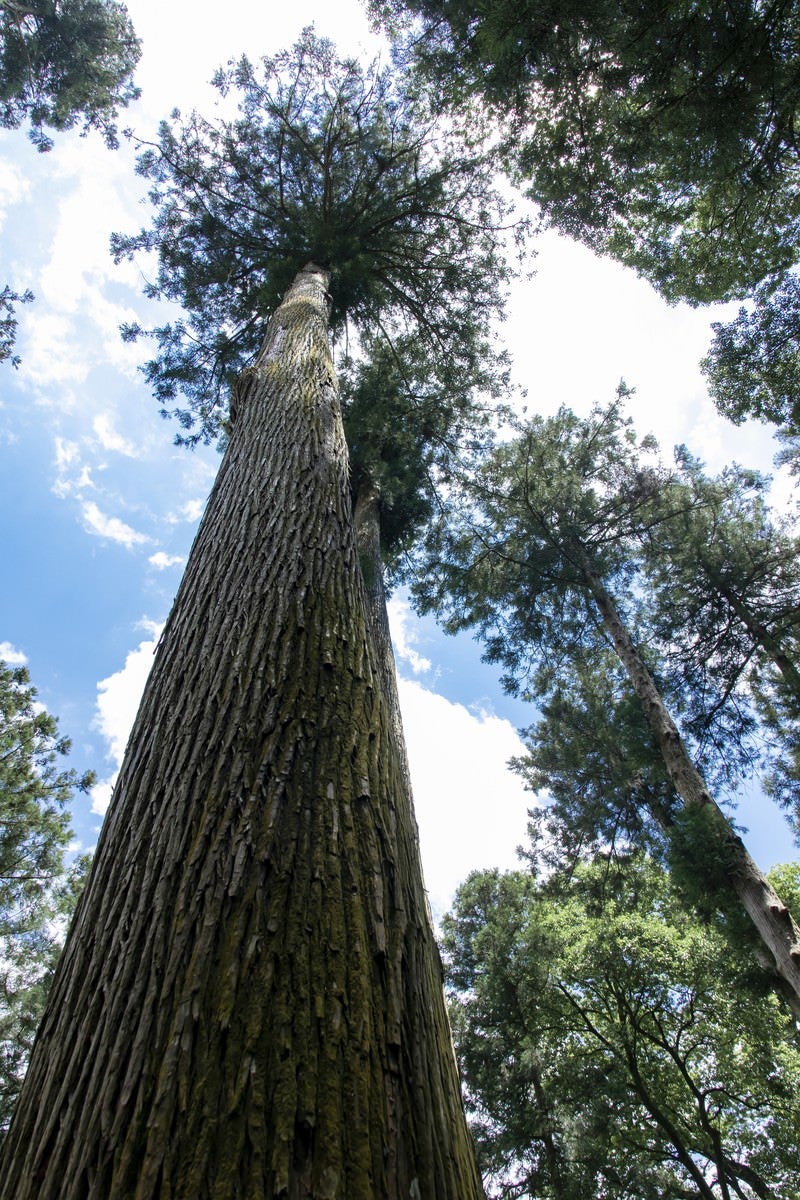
xmin=0 ymin=265 xmax=482 ymax=1200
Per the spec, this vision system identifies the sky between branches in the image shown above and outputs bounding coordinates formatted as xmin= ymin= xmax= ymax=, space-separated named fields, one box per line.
xmin=0 ymin=0 xmax=795 ymax=918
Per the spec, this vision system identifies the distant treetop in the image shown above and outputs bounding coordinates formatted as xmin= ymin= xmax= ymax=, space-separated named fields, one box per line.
xmin=0 ymin=0 xmax=141 ymax=151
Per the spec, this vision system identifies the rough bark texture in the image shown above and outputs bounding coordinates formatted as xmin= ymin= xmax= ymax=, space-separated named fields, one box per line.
xmin=353 ymin=480 xmax=406 ymax=746
xmin=0 ymin=265 xmax=483 ymax=1200
xmin=581 ymin=558 xmax=800 ymax=1019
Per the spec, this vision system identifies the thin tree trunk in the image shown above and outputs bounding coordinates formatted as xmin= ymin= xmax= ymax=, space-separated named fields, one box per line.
xmin=707 ymin=567 xmax=800 ymax=702
xmin=577 ymin=555 xmax=800 ymax=1019
xmin=0 ymin=265 xmax=483 ymax=1199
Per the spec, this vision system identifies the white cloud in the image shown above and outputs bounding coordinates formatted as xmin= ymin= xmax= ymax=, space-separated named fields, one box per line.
xmin=92 ymin=626 xmax=163 ymax=815
xmin=90 ymin=777 xmax=115 ymax=817
xmin=180 ymin=498 xmax=206 ymax=523
xmin=0 ymin=159 xmax=30 ymax=226
xmin=21 ymin=310 xmax=90 ymax=393
xmin=0 ymin=641 xmax=28 ymax=665
xmin=398 ymin=676 xmax=533 ymax=920
xmin=93 ymin=413 xmax=140 ymax=457
xmin=81 ymin=500 xmax=150 ymax=548
xmin=388 ymin=596 xmax=433 ymax=675
xmin=148 ymin=551 xmax=185 ymax=570
xmin=54 ymin=437 xmax=80 ymax=467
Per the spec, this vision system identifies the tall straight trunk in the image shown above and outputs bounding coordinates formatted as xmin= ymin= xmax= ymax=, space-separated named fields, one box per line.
xmin=0 ymin=265 xmax=483 ymax=1200
xmin=577 ymin=553 xmax=800 ymax=1019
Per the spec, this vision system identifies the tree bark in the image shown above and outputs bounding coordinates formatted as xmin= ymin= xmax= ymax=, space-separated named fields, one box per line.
xmin=577 ymin=554 xmax=800 ymax=1020
xmin=0 ymin=265 xmax=483 ymax=1199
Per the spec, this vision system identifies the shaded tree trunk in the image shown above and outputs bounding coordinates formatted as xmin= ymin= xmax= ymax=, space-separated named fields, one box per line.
xmin=0 ymin=265 xmax=483 ymax=1199
xmin=578 ymin=553 xmax=800 ymax=1020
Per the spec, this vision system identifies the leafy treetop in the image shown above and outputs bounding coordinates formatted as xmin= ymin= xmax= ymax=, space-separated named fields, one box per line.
xmin=113 ymin=30 xmax=518 ymax=448
xmin=443 ymin=851 xmax=800 ymax=1200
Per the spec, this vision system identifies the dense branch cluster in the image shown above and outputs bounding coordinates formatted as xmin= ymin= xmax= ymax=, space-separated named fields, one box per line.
xmin=112 ymin=30 xmax=518 ymax=450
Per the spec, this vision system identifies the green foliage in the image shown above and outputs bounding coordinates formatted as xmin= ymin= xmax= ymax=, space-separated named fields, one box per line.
xmin=511 ymin=644 xmax=677 ymax=863
xmin=342 ymin=332 xmax=506 ymax=568
xmin=443 ymin=852 xmax=800 ymax=1199
xmin=638 ymin=447 xmax=800 ymax=825
xmin=373 ymin=0 xmax=800 ymax=464
xmin=419 ymin=398 xmax=800 ymax=801
xmin=767 ymin=862 xmax=800 ymax=923
xmin=0 ymin=0 xmax=141 ymax=151
xmin=703 ymin=275 xmax=800 ymax=467
xmin=0 ymin=659 xmax=94 ymax=1132
xmin=0 ymin=284 xmax=33 ymax=367
xmin=113 ymin=29 xmax=517 ymax=447
xmin=416 ymin=396 xmax=657 ymax=668
xmin=375 ymin=0 xmax=800 ymax=306
xmin=416 ymin=398 xmax=800 ymax=992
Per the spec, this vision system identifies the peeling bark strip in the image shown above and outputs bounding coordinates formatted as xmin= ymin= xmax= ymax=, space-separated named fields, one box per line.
xmin=0 ymin=265 xmax=483 ymax=1200
xmin=580 ymin=557 xmax=800 ymax=1018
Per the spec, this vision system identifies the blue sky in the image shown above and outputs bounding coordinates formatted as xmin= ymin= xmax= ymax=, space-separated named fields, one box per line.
xmin=0 ymin=0 xmax=796 ymax=919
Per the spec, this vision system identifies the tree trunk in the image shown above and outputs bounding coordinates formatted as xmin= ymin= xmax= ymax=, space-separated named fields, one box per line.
xmin=578 ymin=555 xmax=800 ymax=1020
xmin=352 ymin=478 xmax=407 ymax=755
xmin=706 ymin=565 xmax=800 ymax=703
xmin=0 ymin=265 xmax=483 ymax=1200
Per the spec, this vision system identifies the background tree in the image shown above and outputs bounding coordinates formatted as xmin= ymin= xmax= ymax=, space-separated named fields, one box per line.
xmin=0 ymin=0 xmax=141 ymax=363
xmin=373 ymin=0 xmax=800 ymax=305
xmin=372 ymin=0 xmax=800 ymax=464
xmin=702 ymin=276 xmax=800 ymax=471
xmin=0 ymin=0 xmax=140 ymax=151
xmin=0 ymin=284 xmax=32 ymax=367
xmin=416 ymin=399 xmax=800 ymax=1011
xmin=442 ymin=852 xmax=800 ymax=1200
xmin=636 ymin=449 xmax=800 ymax=831
xmin=0 ymin=35 xmax=518 ymax=1196
xmin=0 ymin=658 xmax=93 ymax=1133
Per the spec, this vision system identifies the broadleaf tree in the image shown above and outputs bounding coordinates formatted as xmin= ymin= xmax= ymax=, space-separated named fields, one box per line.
xmin=442 ymin=852 xmax=800 ymax=1200
xmin=415 ymin=399 xmax=800 ymax=1014
xmin=0 ymin=32 xmax=518 ymax=1198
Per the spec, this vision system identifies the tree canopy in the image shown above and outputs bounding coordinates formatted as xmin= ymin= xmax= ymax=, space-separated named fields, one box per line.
xmin=374 ymin=0 xmax=800 ymax=306
xmin=113 ymin=30 xmax=517 ymax=455
xmin=443 ymin=851 xmax=800 ymax=1199
xmin=372 ymin=0 xmax=800 ymax=466
xmin=702 ymin=275 xmax=800 ymax=470
xmin=0 ymin=0 xmax=140 ymax=151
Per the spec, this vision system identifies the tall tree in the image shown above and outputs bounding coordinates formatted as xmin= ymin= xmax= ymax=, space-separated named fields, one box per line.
xmin=0 ymin=34 xmax=517 ymax=1197
xmin=442 ymin=853 xmax=800 ymax=1200
xmin=416 ymin=401 xmax=800 ymax=1014
xmin=636 ymin=449 xmax=800 ymax=827
xmin=0 ymin=658 xmax=93 ymax=1133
